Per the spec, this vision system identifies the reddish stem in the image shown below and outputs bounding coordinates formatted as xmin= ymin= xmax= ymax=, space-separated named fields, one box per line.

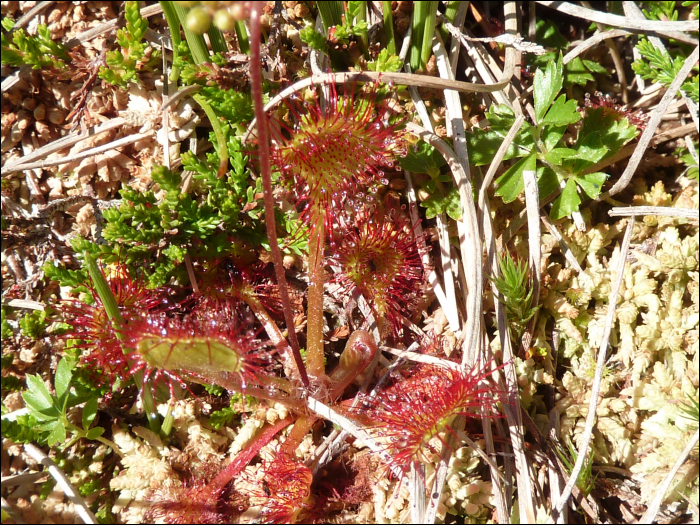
xmin=250 ymin=2 xmax=309 ymax=387
xmin=207 ymin=416 xmax=295 ymax=495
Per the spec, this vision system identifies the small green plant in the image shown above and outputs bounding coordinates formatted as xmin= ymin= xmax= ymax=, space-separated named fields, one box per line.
xmin=400 ymin=142 xmax=462 ymax=220
xmin=0 ymin=352 xmax=22 ymax=392
xmin=99 ymin=0 xmax=160 ymax=86
xmin=679 ymin=142 xmax=699 ymax=180
xmin=678 ymin=391 xmax=699 ymax=431
xmin=556 ymin=438 xmax=596 ymax=496
xmin=1 ymin=306 xmax=13 ymax=340
xmin=527 ymin=20 xmax=610 ymax=87
xmin=474 ymin=54 xmax=639 ymax=219
xmin=19 ymin=310 xmax=48 ymax=339
xmin=632 ymin=38 xmax=699 ymax=103
xmin=1 ymin=19 xmax=69 ymax=69
xmin=208 ymin=394 xmax=243 ymax=429
xmin=20 ymin=357 xmax=121 ymax=453
xmin=300 ymin=1 xmax=368 ymax=65
xmin=489 ymin=251 xmax=539 ymax=344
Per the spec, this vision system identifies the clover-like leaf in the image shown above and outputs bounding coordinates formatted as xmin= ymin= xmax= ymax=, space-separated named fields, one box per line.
xmin=545 ymin=148 xmax=579 ymax=166
xmin=550 ymin=178 xmax=581 ymax=220
xmin=542 ymin=95 xmax=581 ymax=127
xmin=82 ymin=397 xmax=99 ymax=431
xmin=575 ymin=172 xmax=608 ymax=199
xmin=86 ymin=427 xmax=105 ymax=440
xmin=23 ymin=375 xmax=55 ymax=415
xmin=400 ymin=142 xmax=446 ymax=177
xmin=571 ymin=131 xmax=608 ymax=173
xmin=444 ymin=187 xmax=463 ymax=220
xmin=495 ymin=154 xmax=536 ymax=203
xmin=44 ymin=420 xmax=66 ymax=447
xmin=54 ymin=358 xmax=72 ymax=408
xmin=534 ymin=55 xmax=563 ymax=124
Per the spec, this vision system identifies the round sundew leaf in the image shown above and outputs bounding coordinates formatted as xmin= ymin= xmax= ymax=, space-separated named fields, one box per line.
xmin=137 ymin=337 xmax=243 ymax=375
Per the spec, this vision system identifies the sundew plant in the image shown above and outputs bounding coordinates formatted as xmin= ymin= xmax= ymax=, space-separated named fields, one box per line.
xmin=1 ymin=1 xmax=699 ymax=524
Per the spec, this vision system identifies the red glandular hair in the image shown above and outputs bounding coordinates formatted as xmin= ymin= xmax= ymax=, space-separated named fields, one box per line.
xmin=584 ymin=91 xmax=650 ymax=130
xmin=356 ymin=364 xmax=502 ymax=475
xmin=332 ymin=212 xmax=424 ymax=337
xmin=246 ymin=454 xmax=314 ymax=524
xmin=62 ymin=266 xmax=270 ymax=394
xmin=268 ymin=81 xmax=406 ymax=232
xmin=60 ymin=267 xmax=167 ymax=382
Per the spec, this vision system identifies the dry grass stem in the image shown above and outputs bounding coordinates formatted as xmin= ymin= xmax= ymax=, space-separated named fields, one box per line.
xmin=608 ymin=206 xmax=700 ymax=220
xmin=23 ymin=443 xmax=97 ymax=524
xmin=537 ymin=1 xmax=700 ymax=33
xmin=520 ymin=169 xmax=541 ymax=353
xmin=5 ymin=131 xmax=154 ymax=172
xmin=3 ymin=118 xmax=127 ymax=172
xmin=640 ymin=429 xmax=700 ymax=523
xmin=540 ymin=213 xmax=584 ymax=273
xmin=477 ymin=114 xmax=527 ymax=213
xmin=379 ymin=346 xmax=461 ymax=370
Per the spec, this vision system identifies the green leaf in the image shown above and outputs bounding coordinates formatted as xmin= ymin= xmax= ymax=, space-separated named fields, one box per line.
xmin=537 ymin=166 xmax=562 ymax=200
xmin=581 ymin=59 xmax=610 ymax=75
xmin=367 ymin=48 xmax=402 ymax=72
xmin=550 ymin=178 xmax=581 ymax=220
xmin=400 ymin=142 xmax=446 ymax=177
xmin=420 ymin=194 xmax=446 ymax=219
xmin=444 ymin=187 xmax=462 ymax=220
xmin=575 ymin=172 xmax=608 ymax=199
xmin=542 ymin=125 xmax=566 ymax=151
xmin=45 ymin=420 xmax=66 ymax=447
xmin=495 ymin=154 xmax=536 ymax=203
xmin=54 ymin=358 xmax=72 ymax=404
xmin=571 ymin=131 xmax=608 ymax=172
xmin=299 ymin=26 xmax=327 ymax=51
xmin=564 ymin=57 xmax=595 ymax=86
xmin=23 ymin=374 xmax=55 ymax=414
xmin=86 ymin=426 xmax=105 ymax=440
xmin=534 ymin=54 xmax=563 ymax=124
xmin=545 ymin=148 xmax=579 ymax=166
xmin=535 ymin=19 xmax=568 ymax=49
xmin=578 ymin=108 xmax=638 ymax=158
xmin=82 ymin=398 xmax=99 ymax=431
xmin=542 ymin=95 xmax=581 ymax=127
xmin=467 ymin=128 xmax=532 ymax=166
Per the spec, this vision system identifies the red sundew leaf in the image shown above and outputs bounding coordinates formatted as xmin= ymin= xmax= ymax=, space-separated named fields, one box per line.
xmin=246 ymin=454 xmax=314 ymax=524
xmin=332 ymin=212 xmax=425 ymax=338
xmin=119 ymin=310 xmax=274 ymax=389
xmin=59 ymin=266 xmax=169 ymax=383
xmin=268 ymin=81 xmax=407 ymax=233
xmin=356 ymin=364 xmax=504 ymax=475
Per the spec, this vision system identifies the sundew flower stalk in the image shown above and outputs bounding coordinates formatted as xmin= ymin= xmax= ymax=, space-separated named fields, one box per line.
xmin=269 ymin=80 xmax=405 ymax=378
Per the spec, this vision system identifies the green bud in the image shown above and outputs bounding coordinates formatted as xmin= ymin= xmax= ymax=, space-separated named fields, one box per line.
xmin=186 ymin=6 xmax=212 ymax=35
xmin=213 ymin=9 xmax=236 ymax=32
